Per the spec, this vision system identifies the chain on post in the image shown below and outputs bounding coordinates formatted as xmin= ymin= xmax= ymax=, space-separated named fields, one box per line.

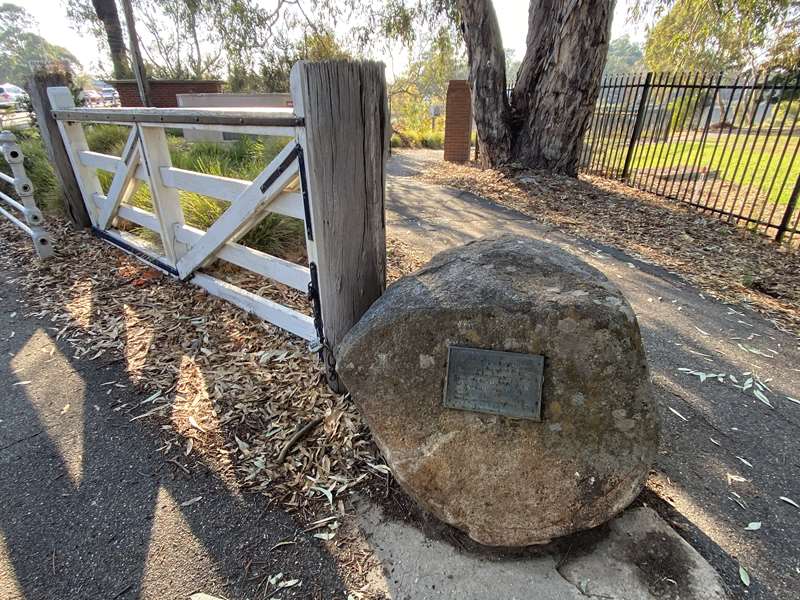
xmin=307 ymin=260 xmax=342 ymax=392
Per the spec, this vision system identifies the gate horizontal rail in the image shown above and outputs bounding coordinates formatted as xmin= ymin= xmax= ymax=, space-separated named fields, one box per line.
xmin=49 ymin=92 xmax=319 ymax=342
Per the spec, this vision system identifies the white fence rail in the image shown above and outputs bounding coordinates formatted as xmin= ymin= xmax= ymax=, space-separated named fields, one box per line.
xmin=48 ymin=88 xmax=319 ymax=342
xmin=0 ymin=130 xmax=54 ymax=258
xmin=44 ymin=62 xmax=388 ymax=389
xmin=0 ymin=111 xmax=32 ymax=130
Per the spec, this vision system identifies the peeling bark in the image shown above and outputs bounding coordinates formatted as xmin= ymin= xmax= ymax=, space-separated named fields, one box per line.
xmin=456 ymin=0 xmax=512 ymax=166
xmin=458 ymin=0 xmax=613 ymax=176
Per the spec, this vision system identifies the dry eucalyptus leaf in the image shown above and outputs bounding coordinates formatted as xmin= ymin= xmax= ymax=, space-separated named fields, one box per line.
xmin=739 ymin=565 xmax=750 ymax=587
xmin=779 ymin=496 xmax=799 ymax=508
xmin=668 ymin=406 xmax=688 ymax=421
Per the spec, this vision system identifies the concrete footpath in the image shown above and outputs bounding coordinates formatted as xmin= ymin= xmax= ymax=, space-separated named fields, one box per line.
xmin=0 ymin=272 xmax=345 ymax=599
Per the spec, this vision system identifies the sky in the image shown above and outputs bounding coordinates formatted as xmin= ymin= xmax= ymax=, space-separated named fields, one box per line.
xmin=12 ymin=0 xmax=647 ymax=80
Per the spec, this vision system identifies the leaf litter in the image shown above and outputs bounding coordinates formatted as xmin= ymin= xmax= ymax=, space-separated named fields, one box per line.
xmin=678 ymin=367 xmax=781 ymax=409
xmin=0 ymin=218 xmax=425 ymax=524
xmin=418 ymin=154 xmax=800 ymax=336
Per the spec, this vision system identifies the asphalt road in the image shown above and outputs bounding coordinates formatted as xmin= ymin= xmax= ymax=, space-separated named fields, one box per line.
xmin=0 ymin=270 xmax=345 ymax=600
xmin=386 ymin=151 xmax=800 ymax=600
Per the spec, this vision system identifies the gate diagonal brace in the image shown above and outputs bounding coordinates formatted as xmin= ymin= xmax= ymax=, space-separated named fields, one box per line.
xmin=175 ymin=141 xmax=302 ymax=281
xmin=261 ymin=144 xmax=313 ymax=241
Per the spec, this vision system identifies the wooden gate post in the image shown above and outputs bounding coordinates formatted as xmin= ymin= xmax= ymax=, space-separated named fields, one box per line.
xmin=28 ymin=71 xmax=91 ymax=228
xmin=290 ymin=61 xmax=388 ymax=392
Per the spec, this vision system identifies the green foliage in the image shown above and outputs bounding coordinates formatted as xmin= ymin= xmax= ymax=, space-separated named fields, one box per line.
xmin=390 ymin=129 xmax=445 ymax=149
xmin=604 ymin=36 xmax=645 ymax=75
xmin=644 ymin=0 xmax=791 ymax=73
xmin=667 ymin=92 xmax=702 ymax=132
xmin=85 ymin=124 xmax=129 ymax=155
xmin=0 ymin=3 xmax=81 ymax=84
xmin=138 ymin=135 xmax=305 ymax=258
xmin=10 ymin=127 xmax=306 ymax=259
xmin=233 ymin=30 xmax=352 ymax=93
xmin=390 ymin=26 xmax=466 ymax=146
xmin=764 ymin=20 xmax=800 ymax=73
xmin=0 ymin=129 xmax=63 ymax=213
xmin=505 ymin=48 xmax=522 ymax=86
xmin=774 ymin=98 xmax=800 ymax=123
xmin=135 ymin=0 xmax=223 ymax=80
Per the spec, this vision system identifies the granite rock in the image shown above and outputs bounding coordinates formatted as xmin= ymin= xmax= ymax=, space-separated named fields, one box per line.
xmin=338 ymin=235 xmax=659 ymax=546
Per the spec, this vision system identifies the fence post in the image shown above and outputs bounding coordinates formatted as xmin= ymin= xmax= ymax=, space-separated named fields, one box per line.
xmin=28 ymin=71 xmax=91 ymax=228
xmin=776 ymin=173 xmax=800 ymax=243
xmin=290 ymin=61 xmax=388 ymax=392
xmin=621 ymin=72 xmax=652 ymax=182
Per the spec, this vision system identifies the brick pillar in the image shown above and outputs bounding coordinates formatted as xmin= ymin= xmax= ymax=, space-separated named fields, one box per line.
xmin=443 ymin=80 xmax=472 ymax=163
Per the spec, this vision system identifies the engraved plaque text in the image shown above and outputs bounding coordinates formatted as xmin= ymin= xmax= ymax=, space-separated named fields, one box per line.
xmin=443 ymin=346 xmax=544 ymax=420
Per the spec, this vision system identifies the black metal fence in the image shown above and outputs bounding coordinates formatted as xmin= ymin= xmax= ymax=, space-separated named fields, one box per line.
xmin=580 ymin=71 xmax=800 ymax=244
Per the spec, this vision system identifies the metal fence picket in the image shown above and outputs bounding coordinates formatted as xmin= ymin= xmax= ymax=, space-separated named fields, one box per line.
xmin=581 ymin=70 xmax=800 ymax=244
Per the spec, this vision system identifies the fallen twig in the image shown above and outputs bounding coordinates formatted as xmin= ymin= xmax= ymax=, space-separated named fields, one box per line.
xmin=277 ymin=417 xmax=323 ymax=463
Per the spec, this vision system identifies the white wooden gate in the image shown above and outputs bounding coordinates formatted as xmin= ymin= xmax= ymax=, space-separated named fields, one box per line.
xmin=48 ymin=88 xmax=321 ymax=343
xmin=45 ymin=62 xmax=388 ymax=390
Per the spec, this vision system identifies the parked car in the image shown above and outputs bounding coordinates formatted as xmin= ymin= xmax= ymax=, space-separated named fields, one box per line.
xmin=100 ymin=86 xmax=120 ymax=105
xmin=0 ymin=84 xmax=29 ymax=108
xmin=79 ymin=89 xmax=102 ymax=106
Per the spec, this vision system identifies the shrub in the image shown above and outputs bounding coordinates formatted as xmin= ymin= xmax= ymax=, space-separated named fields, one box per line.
xmin=667 ymin=92 xmax=702 ymax=133
xmin=421 ymin=130 xmax=444 ymax=149
xmin=127 ymin=135 xmax=306 ymax=259
xmin=4 ymin=128 xmax=306 ymax=260
xmin=774 ymin=98 xmax=799 ymax=124
xmin=391 ymin=128 xmax=445 ymax=149
xmin=85 ymin=124 xmax=130 ymax=155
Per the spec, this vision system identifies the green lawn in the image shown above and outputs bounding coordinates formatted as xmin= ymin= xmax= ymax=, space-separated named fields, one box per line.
xmin=586 ymin=132 xmax=800 ymax=206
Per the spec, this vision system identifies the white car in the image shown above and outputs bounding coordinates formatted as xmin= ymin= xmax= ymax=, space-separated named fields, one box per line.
xmin=0 ymin=84 xmax=28 ymax=108
xmin=100 ymin=86 xmax=120 ymax=105
xmin=80 ymin=89 xmax=102 ymax=106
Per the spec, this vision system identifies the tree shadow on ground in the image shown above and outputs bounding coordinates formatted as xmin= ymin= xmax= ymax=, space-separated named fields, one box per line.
xmin=0 ymin=267 xmax=346 ymax=600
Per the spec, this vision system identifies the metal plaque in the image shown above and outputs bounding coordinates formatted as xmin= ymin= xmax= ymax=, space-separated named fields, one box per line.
xmin=443 ymin=346 xmax=544 ymax=421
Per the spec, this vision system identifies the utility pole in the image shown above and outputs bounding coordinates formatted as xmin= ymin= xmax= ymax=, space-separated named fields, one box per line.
xmin=120 ymin=0 xmax=151 ymax=106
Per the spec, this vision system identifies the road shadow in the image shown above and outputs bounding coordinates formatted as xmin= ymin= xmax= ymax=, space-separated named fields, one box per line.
xmin=0 ymin=266 xmax=346 ymax=600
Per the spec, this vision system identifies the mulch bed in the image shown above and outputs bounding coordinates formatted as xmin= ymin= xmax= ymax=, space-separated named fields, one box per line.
xmin=419 ymin=161 xmax=800 ymax=337
xmin=0 ymin=219 xmax=421 ymax=527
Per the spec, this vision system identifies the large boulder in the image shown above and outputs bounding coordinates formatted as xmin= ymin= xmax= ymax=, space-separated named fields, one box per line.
xmin=338 ymin=235 xmax=660 ymax=547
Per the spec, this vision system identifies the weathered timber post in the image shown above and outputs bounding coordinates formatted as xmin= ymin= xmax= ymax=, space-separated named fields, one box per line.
xmin=28 ymin=72 xmax=91 ymax=228
xmin=290 ymin=61 xmax=388 ymax=393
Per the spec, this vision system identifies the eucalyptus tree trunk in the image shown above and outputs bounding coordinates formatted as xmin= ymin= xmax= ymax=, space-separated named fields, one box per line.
xmin=457 ymin=0 xmax=613 ymax=175
xmin=91 ymin=0 xmax=132 ymax=79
